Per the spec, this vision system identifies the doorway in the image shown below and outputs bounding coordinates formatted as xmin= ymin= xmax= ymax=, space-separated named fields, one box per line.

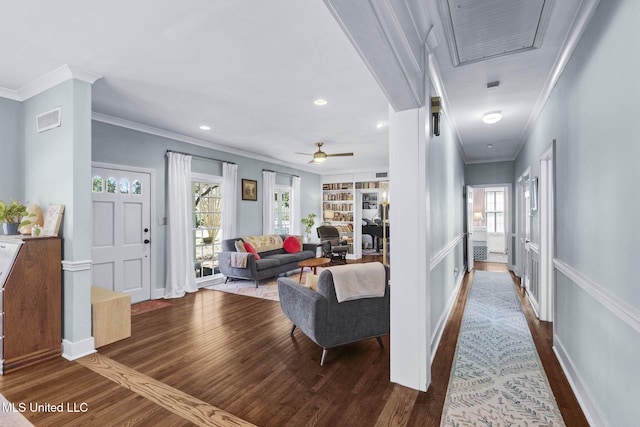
xmin=467 ymin=184 xmax=512 ymax=269
xmin=91 ymin=164 xmax=154 ymax=303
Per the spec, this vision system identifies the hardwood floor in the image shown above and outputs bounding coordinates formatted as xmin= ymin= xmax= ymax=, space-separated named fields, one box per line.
xmin=0 ymin=261 xmax=587 ymax=426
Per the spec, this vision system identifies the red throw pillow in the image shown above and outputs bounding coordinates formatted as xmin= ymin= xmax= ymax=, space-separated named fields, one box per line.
xmin=244 ymin=242 xmax=261 ymax=260
xmin=283 ymin=236 xmax=301 ymax=253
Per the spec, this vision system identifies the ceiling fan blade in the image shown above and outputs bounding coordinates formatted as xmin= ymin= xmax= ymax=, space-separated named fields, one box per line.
xmin=326 ymin=152 xmax=354 ymax=157
xmin=308 ymin=159 xmax=316 ymax=164
xmin=295 ymin=152 xmax=313 ymax=156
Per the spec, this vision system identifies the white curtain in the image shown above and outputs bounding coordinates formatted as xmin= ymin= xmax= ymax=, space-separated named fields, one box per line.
xmin=262 ymin=170 xmax=276 ymax=234
xmin=222 ymin=162 xmax=238 ymax=239
xmin=165 ymin=152 xmax=198 ymax=299
xmin=290 ymin=175 xmax=302 ymax=235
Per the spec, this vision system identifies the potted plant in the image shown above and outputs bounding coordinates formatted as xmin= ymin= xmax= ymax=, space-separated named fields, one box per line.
xmin=301 ymin=213 xmax=317 ymax=242
xmin=0 ymin=200 xmax=33 ymax=235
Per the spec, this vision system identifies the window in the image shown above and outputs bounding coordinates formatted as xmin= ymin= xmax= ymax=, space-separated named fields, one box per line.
xmin=274 ymin=187 xmax=291 ymax=235
xmin=192 ymin=176 xmax=223 ymax=281
xmin=485 ymin=190 xmax=504 ymax=233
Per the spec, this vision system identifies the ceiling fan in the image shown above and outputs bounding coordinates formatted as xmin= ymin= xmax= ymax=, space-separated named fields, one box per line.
xmin=296 ymin=142 xmax=354 ymax=164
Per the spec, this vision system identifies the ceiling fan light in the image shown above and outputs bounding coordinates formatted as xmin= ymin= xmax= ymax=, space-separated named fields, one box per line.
xmin=314 ymin=157 xmax=326 ymax=163
xmin=482 ymin=111 xmax=502 ymax=124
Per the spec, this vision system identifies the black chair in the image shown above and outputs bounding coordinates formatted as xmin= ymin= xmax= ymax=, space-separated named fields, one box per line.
xmin=316 ymin=225 xmax=349 ymax=264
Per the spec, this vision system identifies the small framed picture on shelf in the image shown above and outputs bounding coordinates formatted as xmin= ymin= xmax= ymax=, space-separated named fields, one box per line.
xmin=42 ymin=205 xmax=65 ymax=236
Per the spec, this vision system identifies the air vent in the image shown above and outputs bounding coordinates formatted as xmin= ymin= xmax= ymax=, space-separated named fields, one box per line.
xmin=375 ymin=172 xmax=388 ymax=178
xmin=36 ymin=107 xmax=61 ymax=133
xmin=487 ymin=80 xmax=500 ymax=89
xmin=441 ymin=0 xmax=554 ymax=66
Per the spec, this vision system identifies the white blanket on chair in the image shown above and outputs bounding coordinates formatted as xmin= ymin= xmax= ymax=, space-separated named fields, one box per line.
xmin=328 ymin=262 xmax=386 ymax=303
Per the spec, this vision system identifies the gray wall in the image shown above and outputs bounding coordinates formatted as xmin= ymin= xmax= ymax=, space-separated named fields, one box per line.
xmin=429 ymin=110 xmax=466 ymax=340
xmin=515 ymin=1 xmax=639 ymax=424
xmin=92 ymin=121 xmax=322 ymax=294
xmin=0 ymin=98 xmax=23 ymax=209
xmin=465 ymin=161 xmax=514 ymax=186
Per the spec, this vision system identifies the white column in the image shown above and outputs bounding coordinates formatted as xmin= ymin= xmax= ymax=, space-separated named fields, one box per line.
xmin=388 ymin=103 xmax=431 ymax=391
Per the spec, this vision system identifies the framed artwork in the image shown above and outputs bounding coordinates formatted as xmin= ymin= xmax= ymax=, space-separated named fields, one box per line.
xmin=530 ymin=177 xmax=538 ymax=211
xmin=42 ymin=204 xmax=65 ymax=236
xmin=242 ymin=179 xmax=258 ymax=201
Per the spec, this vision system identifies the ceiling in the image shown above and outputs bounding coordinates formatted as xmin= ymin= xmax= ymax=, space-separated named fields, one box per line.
xmin=0 ymin=0 xmax=586 ymax=173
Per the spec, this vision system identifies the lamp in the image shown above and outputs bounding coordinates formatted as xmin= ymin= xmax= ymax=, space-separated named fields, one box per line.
xmin=482 ymin=111 xmax=502 ymax=124
xmin=473 ymin=212 xmax=484 ymax=226
xmin=379 ymin=181 xmax=390 ymax=266
xmin=431 ymin=96 xmax=441 ymax=136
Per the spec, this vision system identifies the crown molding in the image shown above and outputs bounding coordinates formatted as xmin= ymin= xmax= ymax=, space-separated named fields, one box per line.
xmin=515 ymin=0 xmax=602 ymax=159
xmin=0 ymin=87 xmax=22 ymax=101
xmin=0 ymin=64 xmax=102 ymax=102
xmin=91 ymin=113 xmax=322 ymax=176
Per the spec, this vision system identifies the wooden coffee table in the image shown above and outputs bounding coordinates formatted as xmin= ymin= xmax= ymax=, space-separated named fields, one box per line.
xmin=298 ymin=257 xmax=331 ymax=282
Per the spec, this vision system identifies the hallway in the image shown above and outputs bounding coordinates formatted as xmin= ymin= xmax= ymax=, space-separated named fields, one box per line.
xmin=0 ymin=261 xmax=588 ymax=426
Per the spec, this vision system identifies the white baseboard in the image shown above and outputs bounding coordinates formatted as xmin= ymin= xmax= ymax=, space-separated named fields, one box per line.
xmin=62 ymin=338 xmax=96 ymax=361
xmin=431 ymin=270 xmax=465 ymax=363
xmin=553 ymin=336 xmax=607 ymax=427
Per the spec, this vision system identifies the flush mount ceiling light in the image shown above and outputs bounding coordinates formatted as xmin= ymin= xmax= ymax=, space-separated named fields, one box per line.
xmin=376 ymin=121 xmax=387 ymax=129
xmin=482 ymin=111 xmax=502 ymax=124
xmin=487 ymin=144 xmax=494 ymax=149
xmin=314 ymin=98 xmax=328 ymax=106
xmin=199 ymin=125 xmax=211 ymax=130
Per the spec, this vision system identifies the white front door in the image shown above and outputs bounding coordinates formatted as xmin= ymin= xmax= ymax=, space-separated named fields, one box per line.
xmin=466 ymin=186 xmax=474 ymax=272
xmin=92 ymin=167 xmax=151 ymax=303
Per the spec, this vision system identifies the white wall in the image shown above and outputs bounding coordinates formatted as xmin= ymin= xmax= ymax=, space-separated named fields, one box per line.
xmin=515 ymin=1 xmax=640 ymax=424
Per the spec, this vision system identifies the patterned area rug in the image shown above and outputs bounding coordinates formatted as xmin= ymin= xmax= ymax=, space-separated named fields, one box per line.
xmin=206 ymin=268 xmax=321 ymax=302
xmin=441 ymin=271 xmax=565 ymax=426
xmin=131 ymin=299 xmax=172 ymax=316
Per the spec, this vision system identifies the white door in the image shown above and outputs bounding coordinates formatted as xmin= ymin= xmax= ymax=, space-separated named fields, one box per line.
xmin=92 ymin=167 xmax=151 ymax=303
xmin=466 ymin=186 xmax=474 ymax=272
xmin=518 ymin=175 xmax=532 ymax=292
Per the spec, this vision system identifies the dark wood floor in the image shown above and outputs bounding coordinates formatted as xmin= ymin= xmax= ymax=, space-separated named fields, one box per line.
xmin=0 ymin=261 xmax=588 ymax=426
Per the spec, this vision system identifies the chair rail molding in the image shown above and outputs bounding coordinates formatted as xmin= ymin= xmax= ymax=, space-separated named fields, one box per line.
xmin=430 ymin=232 xmax=465 ymax=271
xmin=554 ymin=259 xmax=640 ymax=335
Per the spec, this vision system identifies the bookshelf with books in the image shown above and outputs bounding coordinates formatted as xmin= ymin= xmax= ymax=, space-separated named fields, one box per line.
xmin=322 ymin=182 xmax=354 ymax=255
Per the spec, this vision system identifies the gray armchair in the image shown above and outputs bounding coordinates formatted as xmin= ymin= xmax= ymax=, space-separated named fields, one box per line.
xmin=277 ymin=265 xmax=390 ymax=365
xmin=316 ymin=225 xmax=349 ymax=263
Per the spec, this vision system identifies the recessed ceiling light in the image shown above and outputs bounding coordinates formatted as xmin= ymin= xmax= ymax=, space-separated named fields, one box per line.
xmin=199 ymin=125 xmax=211 ymax=130
xmin=314 ymin=98 xmax=328 ymax=106
xmin=482 ymin=111 xmax=502 ymax=124
xmin=487 ymin=144 xmax=494 ymax=149
xmin=376 ymin=121 xmax=387 ymax=129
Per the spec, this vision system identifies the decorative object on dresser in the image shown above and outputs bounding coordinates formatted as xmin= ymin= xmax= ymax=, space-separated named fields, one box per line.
xmin=0 ymin=236 xmax=61 ymax=374
xmin=42 ymin=204 xmax=64 ymax=236
xmin=0 ymin=200 xmax=33 ymax=235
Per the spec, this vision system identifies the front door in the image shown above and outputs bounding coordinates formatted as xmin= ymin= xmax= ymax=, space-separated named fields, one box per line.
xmin=92 ymin=166 xmax=151 ymax=303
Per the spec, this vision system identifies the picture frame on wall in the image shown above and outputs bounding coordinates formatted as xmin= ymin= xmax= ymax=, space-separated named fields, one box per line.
xmin=242 ymin=179 xmax=258 ymax=201
xmin=531 ymin=177 xmax=538 ymax=211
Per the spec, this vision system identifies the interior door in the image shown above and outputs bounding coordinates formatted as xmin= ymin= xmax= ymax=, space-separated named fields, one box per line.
xmin=520 ymin=176 xmax=532 ymax=291
xmin=92 ymin=167 xmax=151 ymax=303
xmin=466 ymin=186 xmax=474 ymax=272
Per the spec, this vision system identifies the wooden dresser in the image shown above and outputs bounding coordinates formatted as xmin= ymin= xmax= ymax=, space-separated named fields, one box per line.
xmin=0 ymin=236 xmax=61 ymax=374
